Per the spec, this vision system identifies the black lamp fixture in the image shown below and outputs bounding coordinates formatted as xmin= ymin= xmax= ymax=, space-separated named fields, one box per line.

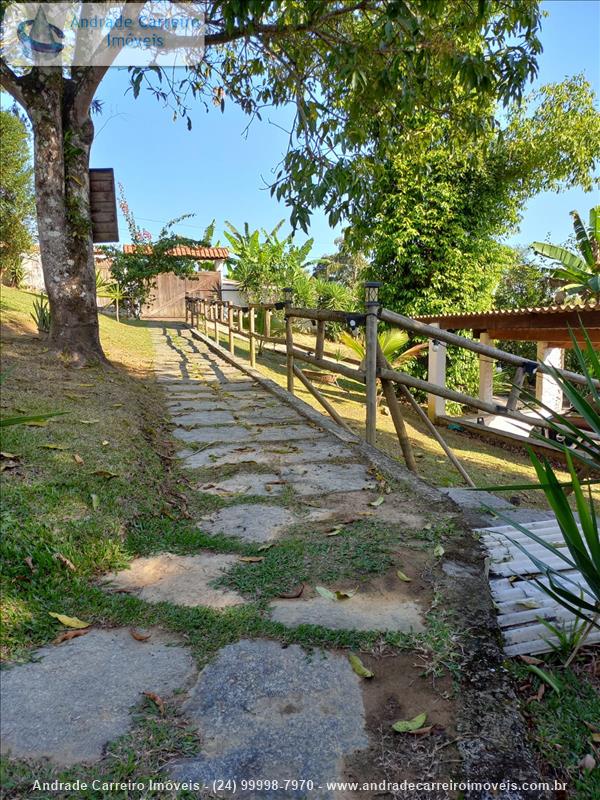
xmin=364 ymin=281 xmax=381 ymax=306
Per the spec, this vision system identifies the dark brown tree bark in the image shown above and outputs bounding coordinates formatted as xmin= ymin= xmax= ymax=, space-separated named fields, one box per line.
xmin=20 ymin=68 xmax=105 ymax=364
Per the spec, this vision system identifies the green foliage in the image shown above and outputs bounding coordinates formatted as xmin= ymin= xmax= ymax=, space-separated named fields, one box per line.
xmin=313 ymin=238 xmax=369 ymax=290
xmin=0 ymin=111 xmax=34 ymax=277
xmin=352 ymin=76 xmax=600 ymax=395
xmin=493 ymin=246 xmax=553 ymax=310
xmin=338 ymin=330 xmax=427 ymax=370
xmin=533 ymin=206 xmax=600 ymax=299
xmin=103 ymin=185 xmax=216 ymax=315
xmin=224 ymin=221 xmax=355 ymax=312
xmin=224 ymin=220 xmax=314 ymax=303
xmin=31 ymin=294 xmax=50 ymax=334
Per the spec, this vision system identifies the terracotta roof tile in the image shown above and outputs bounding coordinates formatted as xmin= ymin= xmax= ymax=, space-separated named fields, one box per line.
xmin=122 ymin=245 xmax=229 ymax=259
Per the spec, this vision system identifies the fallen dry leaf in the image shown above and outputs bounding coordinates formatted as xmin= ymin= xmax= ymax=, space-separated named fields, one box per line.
xmin=143 ymin=692 xmax=165 ymax=714
xmin=579 ymin=754 xmax=596 ymax=772
xmin=55 ymin=553 xmax=76 ymax=571
xmin=73 ymin=454 xmax=84 ymax=466
xmin=406 ymin=726 xmax=434 ymax=736
xmin=239 ymin=556 xmax=264 ymax=563
xmin=48 ymin=612 xmax=90 ymax=629
xmin=130 ymin=629 xmax=151 ymax=642
xmin=54 ymin=629 xmax=90 ymax=645
xmin=348 ymin=654 xmax=374 ymax=679
xmin=520 ymin=655 xmax=544 ymax=666
xmin=278 ymin=583 xmax=304 ymax=599
xmin=24 ymin=556 xmax=35 ymax=572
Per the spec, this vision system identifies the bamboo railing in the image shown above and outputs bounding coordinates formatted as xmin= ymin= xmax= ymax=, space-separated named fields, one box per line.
xmin=185 ymin=287 xmax=596 ymax=486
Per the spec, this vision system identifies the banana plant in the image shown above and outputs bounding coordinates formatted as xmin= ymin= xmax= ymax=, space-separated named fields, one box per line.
xmin=533 ymin=206 xmax=600 ymax=299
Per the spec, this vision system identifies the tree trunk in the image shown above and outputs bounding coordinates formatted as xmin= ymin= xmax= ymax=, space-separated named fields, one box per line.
xmin=25 ymin=69 xmax=105 ymax=365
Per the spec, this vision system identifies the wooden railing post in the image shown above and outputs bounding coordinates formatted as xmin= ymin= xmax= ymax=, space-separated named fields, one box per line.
xmin=364 ymin=282 xmax=381 ymax=446
xmin=228 ymin=304 xmax=235 ymax=354
xmin=315 ymin=319 xmax=325 ymax=360
xmin=249 ymin=306 xmax=256 ymax=367
xmin=213 ymin=303 xmax=219 ymax=343
xmin=237 ymin=308 xmax=244 ymax=337
xmin=265 ymin=308 xmax=272 ymax=339
xmin=284 ymin=288 xmax=294 ymax=393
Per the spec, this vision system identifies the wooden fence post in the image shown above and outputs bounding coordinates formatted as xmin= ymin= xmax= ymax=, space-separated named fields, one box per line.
xmin=427 ymin=323 xmax=447 ymax=422
xmin=249 ymin=307 xmax=256 ymax=366
xmin=213 ymin=303 xmax=219 ymax=343
xmin=237 ymin=308 xmax=244 ymax=337
xmin=284 ymin=288 xmax=294 ymax=393
xmin=265 ymin=308 xmax=272 ymax=339
xmin=364 ymin=282 xmax=380 ymax=446
xmin=228 ymin=305 xmax=235 ymax=354
xmin=315 ymin=319 xmax=325 ymax=360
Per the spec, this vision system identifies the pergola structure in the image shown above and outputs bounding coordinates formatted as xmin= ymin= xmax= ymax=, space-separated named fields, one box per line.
xmin=415 ymin=303 xmax=600 ymax=422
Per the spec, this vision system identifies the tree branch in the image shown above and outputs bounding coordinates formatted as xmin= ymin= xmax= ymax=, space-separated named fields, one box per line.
xmin=0 ymin=60 xmax=26 ymax=108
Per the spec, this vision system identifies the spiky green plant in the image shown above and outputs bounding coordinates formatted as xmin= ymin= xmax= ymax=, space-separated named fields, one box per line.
xmin=533 ymin=206 xmax=600 ymax=299
xmin=30 ymin=293 xmax=50 ymax=334
xmin=488 ymin=326 xmax=599 ymax=660
xmin=339 ymin=329 xmax=427 ymax=369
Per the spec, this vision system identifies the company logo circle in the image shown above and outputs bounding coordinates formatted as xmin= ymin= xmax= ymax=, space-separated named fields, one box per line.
xmin=17 ymin=6 xmax=64 ymax=55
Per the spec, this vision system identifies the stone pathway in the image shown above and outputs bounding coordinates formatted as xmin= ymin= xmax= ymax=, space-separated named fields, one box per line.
xmin=0 ymin=323 xmax=432 ymax=792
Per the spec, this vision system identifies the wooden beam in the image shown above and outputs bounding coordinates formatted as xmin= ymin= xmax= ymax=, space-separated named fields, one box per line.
xmin=293 ymin=365 xmax=354 ymax=434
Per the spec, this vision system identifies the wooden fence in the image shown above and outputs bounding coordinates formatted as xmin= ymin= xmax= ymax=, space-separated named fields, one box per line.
xmin=185 ymin=287 xmax=598 ymax=487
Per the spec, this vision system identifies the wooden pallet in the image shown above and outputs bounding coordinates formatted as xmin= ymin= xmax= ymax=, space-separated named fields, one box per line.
xmin=477 ymin=519 xmax=599 ymax=656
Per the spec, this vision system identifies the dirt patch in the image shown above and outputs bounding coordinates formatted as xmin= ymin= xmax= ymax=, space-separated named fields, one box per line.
xmin=343 ymin=652 xmax=456 ymax=799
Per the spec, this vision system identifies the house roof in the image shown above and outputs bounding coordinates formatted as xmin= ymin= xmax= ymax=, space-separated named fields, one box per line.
xmin=122 ymin=245 xmax=229 ymax=259
xmin=414 ymin=302 xmax=600 ymax=346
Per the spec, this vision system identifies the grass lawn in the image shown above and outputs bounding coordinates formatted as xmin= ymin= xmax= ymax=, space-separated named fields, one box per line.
xmin=1 ymin=289 xmax=597 ymax=798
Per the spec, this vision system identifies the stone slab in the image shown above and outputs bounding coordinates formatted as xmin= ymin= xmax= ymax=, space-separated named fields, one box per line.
xmin=169 ymin=640 xmax=367 ymax=798
xmin=247 ymin=406 xmax=303 ymax=423
xmin=251 ymin=424 xmax=325 ymax=443
xmin=104 ymin=553 xmax=245 ymax=608
xmin=199 ymin=504 xmax=298 ymax=543
xmin=180 ymin=444 xmax=274 ymax=469
xmin=174 ymin=426 xmax=255 ymax=444
xmin=280 ymin=463 xmax=376 ymax=495
xmin=199 ymin=473 xmax=285 ymax=497
xmin=0 ymin=629 xmax=195 ymax=765
xmin=172 ymin=409 xmax=237 ymax=427
xmin=270 ymin=593 xmax=424 ymax=633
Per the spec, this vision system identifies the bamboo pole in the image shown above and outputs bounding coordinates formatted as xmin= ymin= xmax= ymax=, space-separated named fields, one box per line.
xmin=379 ymin=307 xmax=595 ymax=388
xmin=286 ymin=307 xmax=349 ymax=323
xmin=249 ymin=307 xmax=256 ymax=367
xmin=398 ymin=385 xmax=475 ymax=487
xmin=379 ymin=365 xmax=553 ymax=430
xmin=228 ymin=305 xmax=235 ymax=354
xmin=506 ymin=366 xmax=526 ymax=412
xmin=315 ymin=319 xmax=325 ymax=360
xmin=293 ymin=365 xmax=354 ymax=434
xmin=291 ymin=348 xmax=364 ymax=382
xmin=375 ymin=344 xmax=417 ymax=472
xmin=285 ymin=294 xmax=295 ymax=393
xmin=364 ymin=287 xmax=379 ymax=446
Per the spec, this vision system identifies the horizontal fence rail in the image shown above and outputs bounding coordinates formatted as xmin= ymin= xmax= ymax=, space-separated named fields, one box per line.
xmin=185 ymin=288 xmax=596 ymax=486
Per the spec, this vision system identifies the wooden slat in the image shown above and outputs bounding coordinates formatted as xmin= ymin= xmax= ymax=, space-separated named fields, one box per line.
xmin=480 ymin=516 xmax=595 ymax=656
